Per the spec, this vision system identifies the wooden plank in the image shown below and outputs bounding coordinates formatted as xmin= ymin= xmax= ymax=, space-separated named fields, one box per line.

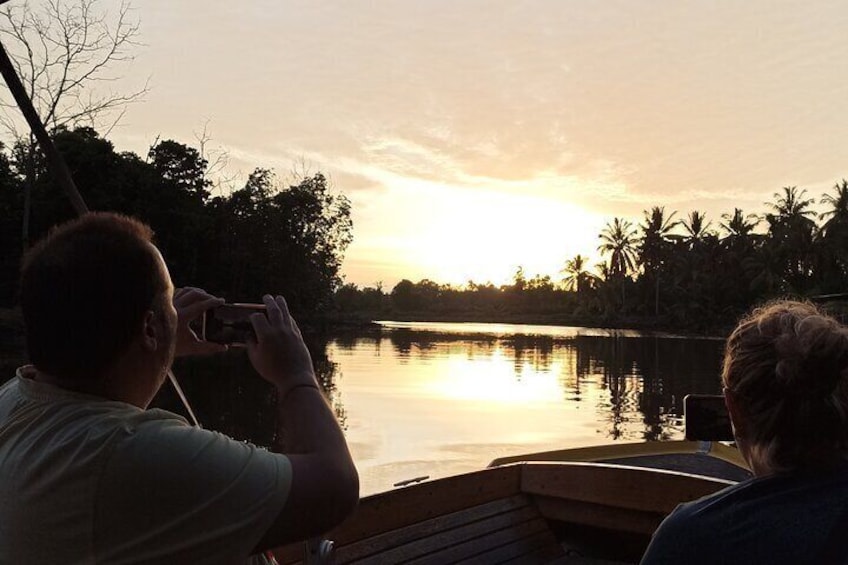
xmin=490 ymin=440 xmax=707 ymax=467
xmin=521 ymin=462 xmax=732 ymax=515
xmin=346 ymin=505 xmax=542 ymax=564
xmin=271 ymin=464 xmax=522 ymax=561
xmin=475 ymin=529 xmax=564 ymax=564
xmin=404 ymin=517 xmax=550 ymax=565
xmin=545 ymin=556 xmax=635 ymax=565
xmin=337 ymin=495 xmax=531 ymax=563
xmin=499 ymin=540 xmax=567 ymax=565
xmin=534 ymin=495 xmax=663 ymax=535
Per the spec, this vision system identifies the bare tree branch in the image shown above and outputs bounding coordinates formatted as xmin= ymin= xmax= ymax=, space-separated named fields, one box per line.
xmin=0 ymin=0 xmax=146 ymax=142
xmin=193 ymin=119 xmax=239 ymax=196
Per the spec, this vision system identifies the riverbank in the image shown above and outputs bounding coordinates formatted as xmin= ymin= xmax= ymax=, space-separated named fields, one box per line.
xmin=0 ymin=306 xmax=731 ymax=342
xmin=318 ymin=309 xmax=732 ymax=338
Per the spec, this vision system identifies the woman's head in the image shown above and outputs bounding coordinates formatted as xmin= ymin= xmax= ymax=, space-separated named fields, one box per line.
xmin=722 ymin=300 xmax=848 ymax=473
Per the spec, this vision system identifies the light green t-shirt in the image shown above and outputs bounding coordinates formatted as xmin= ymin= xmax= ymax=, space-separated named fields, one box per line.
xmin=0 ymin=367 xmax=292 ymax=564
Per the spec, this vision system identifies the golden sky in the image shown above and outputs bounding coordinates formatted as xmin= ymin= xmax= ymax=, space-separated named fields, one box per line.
xmin=100 ymin=0 xmax=848 ymax=287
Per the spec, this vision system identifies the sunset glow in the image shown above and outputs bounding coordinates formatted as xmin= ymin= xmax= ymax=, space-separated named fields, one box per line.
xmin=96 ymin=1 xmax=848 ymax=288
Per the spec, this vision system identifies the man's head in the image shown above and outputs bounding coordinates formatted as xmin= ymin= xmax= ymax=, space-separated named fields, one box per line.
xmin=722 ymin=300 xmax=848 ymax=474
xmin=20 ymin=213 xmax=177 ymax=398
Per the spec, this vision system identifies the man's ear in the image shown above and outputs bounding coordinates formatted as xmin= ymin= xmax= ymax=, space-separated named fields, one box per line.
xmin=141 ymin=310 xmax=158 ymax=351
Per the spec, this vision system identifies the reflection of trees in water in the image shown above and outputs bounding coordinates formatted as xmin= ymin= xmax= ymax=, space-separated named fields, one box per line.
xmin=504 ymin=335 xmax=555 ymax=377
xmin=572 ymin=335 xmax=724 ymax=441
xmin=312 ymin=345 xmax=347 ymax=432
xmin=348 ymin=328 xmax=724 ymax=442
xmin=2 ymin=328 xmax=725 ymax=448
xmin=154 ymin=334 xmax=345 ymax=447
xmin=155 ymin=352 xmax=278 ymax=446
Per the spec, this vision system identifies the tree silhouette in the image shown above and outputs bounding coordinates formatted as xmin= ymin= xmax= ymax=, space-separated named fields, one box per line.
xmin=720 ymin=208 xmax=759 ymax=239
xmin=598 ymin=217 xmax=638 ymax=279
xmin=681 ymin=211 xmax=713 ymax=248
xmin=562 ymin=254 xmax=594 ymax=293
xmin=765 ymin=186 xmax=817 ymax=293
xmin=638 ymin=207 xmax=679 ymax=317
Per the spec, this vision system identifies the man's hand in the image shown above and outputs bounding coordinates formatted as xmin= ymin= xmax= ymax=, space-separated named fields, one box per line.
xmin=248 ymin=294 xmax=359 ymax=550
xmin=247 ymin=295 xmax=318 ymax=393
xmin=173 ymin=287 xmax=227 ymax=357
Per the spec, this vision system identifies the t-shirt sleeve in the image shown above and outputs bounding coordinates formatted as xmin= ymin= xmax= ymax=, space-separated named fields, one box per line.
xmin=93 ymin=417 xmax=292 ymax=564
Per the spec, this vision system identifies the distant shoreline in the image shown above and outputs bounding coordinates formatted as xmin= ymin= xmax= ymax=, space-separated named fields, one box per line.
xmin=0 ymin=307 xmax=728 ymax=349
xmin=318 ymin=309 xmax=730 ymax=338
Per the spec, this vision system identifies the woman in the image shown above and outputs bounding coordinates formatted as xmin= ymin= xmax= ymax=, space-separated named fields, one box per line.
xmin=642 ymin=301 xmax=848 ymax=564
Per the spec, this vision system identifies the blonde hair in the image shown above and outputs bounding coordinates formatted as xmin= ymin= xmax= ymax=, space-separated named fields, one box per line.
xmin=722 ymin=301 xmax=848 ymax=471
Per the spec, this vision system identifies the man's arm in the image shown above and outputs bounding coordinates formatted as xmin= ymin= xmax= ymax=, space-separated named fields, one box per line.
xmin=248 ymin=295 xmax=359 ymax=550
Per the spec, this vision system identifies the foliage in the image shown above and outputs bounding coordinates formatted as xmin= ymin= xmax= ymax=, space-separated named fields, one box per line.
xmin=0 ymin=0 xmax=146 ymax=138
xmin=337 ymin=178 xmax=848 ymax=333
xmin=0 ymin=127 xmax=352 ymax=315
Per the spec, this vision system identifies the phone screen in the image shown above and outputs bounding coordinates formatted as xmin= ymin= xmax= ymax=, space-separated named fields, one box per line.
xmin=202 ymin=304 xmax=266 ymax=346
xmin=684 ymin=394 xmax=734 ymax=442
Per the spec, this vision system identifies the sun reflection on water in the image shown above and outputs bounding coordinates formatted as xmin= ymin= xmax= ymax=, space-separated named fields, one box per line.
xmin=427 ymin=347 xmax=563 ymax=405
xmin=327 ymin=323 xmax=724 ymax=494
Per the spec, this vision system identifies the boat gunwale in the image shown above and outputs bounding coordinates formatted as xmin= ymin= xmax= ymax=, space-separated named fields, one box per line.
xmin=271 ymin=459 xmax=735 ymax=564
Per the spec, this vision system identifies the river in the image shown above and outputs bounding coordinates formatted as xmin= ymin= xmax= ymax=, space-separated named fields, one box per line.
xmin=1 ymin=321 xmax=727 ymax=496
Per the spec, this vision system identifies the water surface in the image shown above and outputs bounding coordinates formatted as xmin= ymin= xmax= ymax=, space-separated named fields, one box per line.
xmin=1 ymin=321 xmax=726 ymax=496
xmin=327 ymin=321 xmax=724 ymax=494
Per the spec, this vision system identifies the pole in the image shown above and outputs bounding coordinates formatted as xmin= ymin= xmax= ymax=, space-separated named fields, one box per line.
xmin=0 ymin=31 xmax=199 ymax=426
xmin=0 ymin=39 xmax=88 ymax=215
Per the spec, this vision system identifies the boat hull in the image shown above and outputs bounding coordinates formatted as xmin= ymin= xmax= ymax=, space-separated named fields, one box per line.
xmin=272 ymin=455 xmax=737 ymax=564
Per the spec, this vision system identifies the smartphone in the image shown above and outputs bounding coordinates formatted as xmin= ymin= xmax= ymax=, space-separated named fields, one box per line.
xmin=684 ymin=394 xmax=734 ymax=442
xmin=202 ymin=303 xmax=266 ymax=347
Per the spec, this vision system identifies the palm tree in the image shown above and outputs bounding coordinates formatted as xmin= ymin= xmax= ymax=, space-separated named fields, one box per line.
xmin=639 ymin=207 xmax=679 ymax=317
xmin=821 ymin=179 xmax=848 ymax=234
xmin=561 ymin=254 xmax=594 ymax=293
xmin=720 ymin=208 xmax=759 ymax=239
xmin=769 ymin=186 xmax=816 ymax=222
xmin=598 ymin=217 xmax=638 ymax=279
xmin=718 ymin=208 xmax=761 ymax=308
xmin=681 ymin=211 xmax=713 ymax=247
xmin=819 ymin=180 xmax=848 ymax=290
xmin=764 ymin=186 xmax=818 ymax=293
xmin=639 ymin=206 xmax=678 ymax=273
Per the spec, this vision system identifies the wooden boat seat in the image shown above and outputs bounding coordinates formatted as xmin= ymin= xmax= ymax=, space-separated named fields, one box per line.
xmin=332 ymin=494 xmax=564 ymax=564
xmin=276 ymin=494 xmax=564 ymax=564
xmin=272 ymin=462 xmax=733 ymax=564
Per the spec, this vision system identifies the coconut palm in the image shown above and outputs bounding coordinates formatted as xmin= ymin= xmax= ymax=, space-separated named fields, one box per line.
xmin=818 ymin=180 xmax=848 ymax=290
xmin=638 ymin=207 xmax=679 ymax=316
xmin=764 ymin=186 xmax=818 ymax=293
xmin=681 ymin=211 xmax=713 ymax=247
xmin=717 ymin=207 xmax=762 ymax=308
xmin=821 ymin=179 xmax=848 ymax=234
xmin=598 ymin=217 xmax=638 ymax=279
xmin=766 ymin=186 xmax=816 ymax=228
xmin=561 ymin=254 xmax=594 ymax=293
xmin=720 ymin=208 xmax=759 ymax=239
xmin=639 ymin=206 xmax=679 ymax=274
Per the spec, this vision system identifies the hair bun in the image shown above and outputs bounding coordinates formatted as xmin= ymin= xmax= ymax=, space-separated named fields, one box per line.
xmin=773 ymin=313 xmax=848 ymax=395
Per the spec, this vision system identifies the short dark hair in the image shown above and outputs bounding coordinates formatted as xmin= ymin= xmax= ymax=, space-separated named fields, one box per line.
xmin=20 ymin=213 xmax=167 ymax=382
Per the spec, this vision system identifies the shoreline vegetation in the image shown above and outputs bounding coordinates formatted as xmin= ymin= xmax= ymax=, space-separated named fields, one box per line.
xmin=2 ymin=127 xmax=848 ymax=342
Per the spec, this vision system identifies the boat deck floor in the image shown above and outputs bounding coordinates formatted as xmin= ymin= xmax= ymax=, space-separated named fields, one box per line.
xmin=602 ymin=453 xmax=751 ymax=482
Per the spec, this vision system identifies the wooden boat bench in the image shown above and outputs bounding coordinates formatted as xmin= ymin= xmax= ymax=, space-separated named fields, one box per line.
xmin=272 ymin=462 xmax=734 ymax=564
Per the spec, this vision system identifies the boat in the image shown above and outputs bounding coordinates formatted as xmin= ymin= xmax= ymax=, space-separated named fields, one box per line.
xmin=0 ymin=32 xmax=753 ymax=565
xmin=270 ymin=441 xmax=749 ymax=564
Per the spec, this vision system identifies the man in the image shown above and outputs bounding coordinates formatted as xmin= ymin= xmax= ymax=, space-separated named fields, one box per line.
xmin=0 ymin=212 xmax=359 ymax=563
